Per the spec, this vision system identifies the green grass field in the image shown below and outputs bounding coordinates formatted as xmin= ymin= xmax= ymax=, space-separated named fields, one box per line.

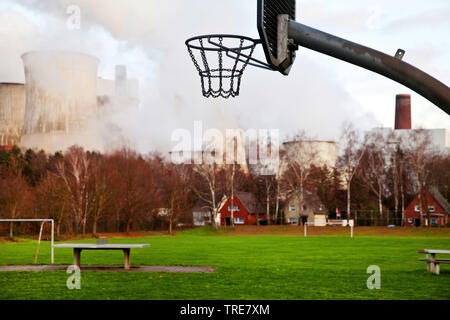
xmin=0 ymin=227 xmax=449 ymax=300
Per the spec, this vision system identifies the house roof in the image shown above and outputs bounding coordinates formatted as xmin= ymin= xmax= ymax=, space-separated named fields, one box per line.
xmin=220 ymin=191 xmax=265 ymax=214
xmin=285 ymin=190 xmax=327 ymax=214
xmin=409 ymin=187 xmax=450 ymax=215
xmin=235 ymin=191 xmax=266 ymax=214
xmin=429 ymin=187 xmax=449 ymax=214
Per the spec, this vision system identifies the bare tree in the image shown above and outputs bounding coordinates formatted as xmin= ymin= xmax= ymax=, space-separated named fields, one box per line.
xmin=358 ymin=132 xmax=387 ymax=224
xmin=249 ymin=139 xmax=281 ymax=224
xmin=192 ymin=151 xmax=230 ymax=230
xmin=89 ymin=153 xmax=113 ymax=236
xmin=273 ymin=147 xmax=287 ymax=224
xmin=35 ymin=174 xmax=69 ymax=237
xmin=398 ymin=148 xmax=406 ymax=226
xmin=192 ymin=161 xmax=222 ymax=230
xmin=386 ymin=132 xmax=405 ymax=225
xmin=0 ymin=173 xmax=32 ymax=239
xmin=427 ymin=154 xmax=450 ymax=202
xmin=337 ymin=123 xmax=365 ymax=222
xmin=403 ymin=129 xmax=439 ymax=227
xmin=261 ymin=175 xmax=275 ymax=224
xmin=54 ymin=146 xmax=92 ymax=234
xmin=158 ymin=163 xmax=192 ymax=234
xmin=109 ymin=148 xmax=157 ymax=233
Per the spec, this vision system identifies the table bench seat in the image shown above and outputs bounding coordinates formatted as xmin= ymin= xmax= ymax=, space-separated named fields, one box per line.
xmin=420 ymin=259 xmax=450 ymax=264
xmin=53 ymin=243 xmax=150 ymax=269
xmin=418 ymin=249 xmax=450 ymax=275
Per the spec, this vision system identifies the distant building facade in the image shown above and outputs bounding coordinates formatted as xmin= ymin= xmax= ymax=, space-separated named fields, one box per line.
xmin=282 ymin=140 xmax=339 ymax=170
xmin=0 ymin=50 xmax=140 ymax=154
xmin=0 ymin=83 xmax=26 ymax=147
xmin=192 ymin=201 xmax=212 ymax=226
xmin=218 ymin=192 xmax=266 ymax=226
xmin=369 ymin=127 xmax=450 ymax=155
xmin=404 ymin=187 xmax=449 ymax=227
xmin=283 ymin=190 xmax=328 ymax=226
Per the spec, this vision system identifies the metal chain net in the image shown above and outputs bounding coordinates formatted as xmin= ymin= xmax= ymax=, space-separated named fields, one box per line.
xmin=187 ymin=36 xmax=256 ymax=98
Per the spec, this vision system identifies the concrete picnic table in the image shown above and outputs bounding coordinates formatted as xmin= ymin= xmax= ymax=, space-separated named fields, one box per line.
xmin=418 ymin=249 xmax=450 ymax=275
xmin=53 ymin=243 xmax=150 ymax=270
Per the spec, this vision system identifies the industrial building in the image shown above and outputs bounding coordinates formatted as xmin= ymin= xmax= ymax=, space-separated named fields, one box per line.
xmin=20 ymin=51 xmax=102 ymax=153
xmin=369 ymin=94 xmax=450 ymax=154
xmin=0 ymin=50 xmax=139 ymax=154
xmin=96 ymin=64 xmax=140 ymax=153
xmin=97 ymin=65 xmax=140 ymax=111
xmin=282 ymin=140 xmax=339 ymax=170
xmin=0 ymin=83 xmax=26 ymax=146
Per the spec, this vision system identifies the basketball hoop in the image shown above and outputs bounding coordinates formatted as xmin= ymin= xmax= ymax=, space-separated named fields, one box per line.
xmin=185 ymin=34 xmax=272 ymax=98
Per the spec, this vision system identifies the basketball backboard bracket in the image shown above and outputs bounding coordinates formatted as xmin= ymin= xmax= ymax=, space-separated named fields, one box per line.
xmin=185 ymin=0 xmax=450 ymax=113
xmin=277 ymin=14 xmax=298 ymax=74
xmin=257 ymin=0 xmax=297 ymax=75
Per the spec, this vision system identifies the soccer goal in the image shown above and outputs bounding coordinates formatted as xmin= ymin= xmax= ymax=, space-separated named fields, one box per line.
xmin=304 ymin=220 xmax=354 ymax=238
xmin=0 ymin=219 xmax=54 ymax=264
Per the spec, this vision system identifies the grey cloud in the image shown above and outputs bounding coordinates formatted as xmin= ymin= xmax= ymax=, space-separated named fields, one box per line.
xmin=384 ymin=8 xmax=450 ymax=31
xmin=1 ymin=0 xmax=379 ymax=154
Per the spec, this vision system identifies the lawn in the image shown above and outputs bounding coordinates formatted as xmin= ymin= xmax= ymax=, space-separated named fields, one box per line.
xmin=0 ymin=226 xmax=449 ymax=300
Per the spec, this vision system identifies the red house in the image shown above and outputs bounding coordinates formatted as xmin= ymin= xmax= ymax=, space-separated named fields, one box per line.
xmin=0 ymin=145 xmax=13 ymax=151
xmin=218 ymin=191 xmax=266 ymax=226
xmin=404 ymin=187 xmax=449 ymax=227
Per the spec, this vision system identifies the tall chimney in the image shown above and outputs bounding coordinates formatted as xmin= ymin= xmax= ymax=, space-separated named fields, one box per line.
xmin=395 ymin=94 xmax=411 ymax=130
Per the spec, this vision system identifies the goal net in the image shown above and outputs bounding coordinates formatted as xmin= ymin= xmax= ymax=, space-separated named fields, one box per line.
xmin=303 ymin=219 xmax=354 ymax=238
xmin=0 ymin=219 xmax=54 ymax=264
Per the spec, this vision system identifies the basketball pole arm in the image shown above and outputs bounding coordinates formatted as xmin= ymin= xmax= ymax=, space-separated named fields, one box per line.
xmin=287 ymin=19 xmax=450 ymax=115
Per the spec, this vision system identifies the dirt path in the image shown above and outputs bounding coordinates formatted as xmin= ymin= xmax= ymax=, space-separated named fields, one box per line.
xmin=0 ymin=265 xmax=216 ymax=273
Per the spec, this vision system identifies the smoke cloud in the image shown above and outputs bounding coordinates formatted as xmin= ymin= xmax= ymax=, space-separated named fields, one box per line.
xmin=0 ymin=0 xmax=380 ymax=155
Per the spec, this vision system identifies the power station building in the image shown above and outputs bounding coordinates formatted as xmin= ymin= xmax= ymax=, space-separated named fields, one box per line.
xmin=370 ymin=94 xmax=450 ymax=154
xmin=0 ymin=83 xmax=26 ymax=146
xmin=20 ymin=51 xmax=102 ymax=153
xmin=0 ymin=50 xmax=139 ymax=153
xmin=282 ymin=140 xmax=339 ymax=169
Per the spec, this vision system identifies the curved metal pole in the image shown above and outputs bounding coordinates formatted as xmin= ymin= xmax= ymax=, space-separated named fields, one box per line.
xmin=288 ymin=20 xmax=450 ymax=115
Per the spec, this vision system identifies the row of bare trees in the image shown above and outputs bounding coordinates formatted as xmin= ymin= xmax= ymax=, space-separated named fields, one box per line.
xmin=337 ymin=124 xmax=448 ymax=225
xmin=0 ymin=146 xmax=194 ymax=238
xmin=0 ymin=124 xmax=448 ymax=238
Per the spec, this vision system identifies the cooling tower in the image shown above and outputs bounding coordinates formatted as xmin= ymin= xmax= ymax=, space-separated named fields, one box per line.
xmin=395 ymin=94 xmax=412 ymax=130
xmin=0 ymin=83 xmax=26 ymax=146
xmin=20 ymin=51 xmax=103 ymax=153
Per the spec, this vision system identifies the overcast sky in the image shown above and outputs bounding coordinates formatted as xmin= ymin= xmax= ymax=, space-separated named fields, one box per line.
xmin=0 ymin=0 xmax=448 ymax=153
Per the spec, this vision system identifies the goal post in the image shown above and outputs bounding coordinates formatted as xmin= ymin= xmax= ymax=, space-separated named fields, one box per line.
xmin=0 ymin=219 xmax=54 ymax=264
xmin=304 ymin=220 xmax=354 ymax=238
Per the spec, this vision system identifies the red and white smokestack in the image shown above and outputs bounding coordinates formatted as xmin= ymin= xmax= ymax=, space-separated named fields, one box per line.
xmin=395 ymin=94 xmax=411 ymax=130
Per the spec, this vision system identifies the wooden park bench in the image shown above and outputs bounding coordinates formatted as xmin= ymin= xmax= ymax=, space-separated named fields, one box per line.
xmin=53 ymin=243 xmax=150 ymax=270
xmin=418 ymin=249 xmax=450 ymax=275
